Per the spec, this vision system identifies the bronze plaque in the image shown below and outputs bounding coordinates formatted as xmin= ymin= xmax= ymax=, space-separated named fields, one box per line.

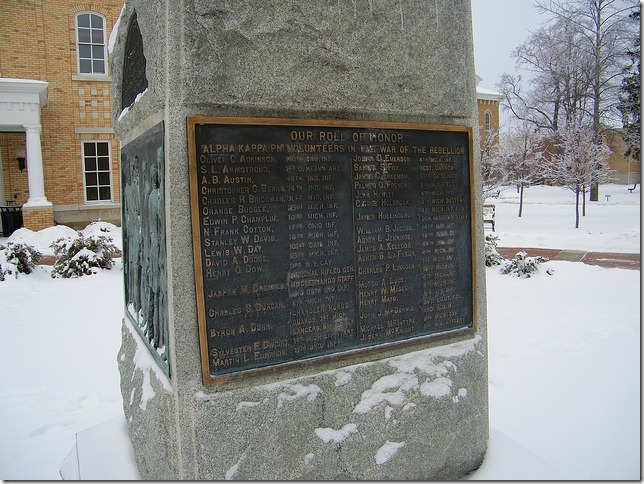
xmin=188 ymin=117 xmax=476 ymax=385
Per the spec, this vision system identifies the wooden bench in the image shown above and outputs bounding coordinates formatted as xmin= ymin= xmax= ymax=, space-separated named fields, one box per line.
xmin=628 ymin=184 xmax=637 ymax=193
xmin=483 ymin=204 xmax=496 ymax=231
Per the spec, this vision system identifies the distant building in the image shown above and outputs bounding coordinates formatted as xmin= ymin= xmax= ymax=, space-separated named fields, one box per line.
xmin=476 ymin=76 xmax=504 ymax=151
xmin=0 ymin=0 xmax=124 ymax=232
xmin=473 ymin=77 xmax=640 ymax=185
xmin=602 ymin=130 xmax=640 ymax=185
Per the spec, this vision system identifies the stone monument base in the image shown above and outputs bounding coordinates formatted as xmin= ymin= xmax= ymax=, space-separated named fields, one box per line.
xmin=119 ymin=316 xmax=487 ymax=480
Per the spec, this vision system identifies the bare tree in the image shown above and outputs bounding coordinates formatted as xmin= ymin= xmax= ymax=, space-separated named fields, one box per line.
xmin=495 ymin=123 xmax=545 ymax=217
xmin=536 ymin=0 xmax=638 ymax=200
xmin=500 ymin=17 xmax=595 ymax=133
xmin=536 ymin=0 xmax=638 ymax=131
xmin=618 ymin=9 xmax=641 ymax=164
xmin=543 ymin=121 xmax=613 ymax=227
xmin=499 ymin=0 xmax=637 ymax=201
xmin=480 ymin=127 xmax=506 ymax=201
xmin=500 ymin=1 xmax=637 ymax=130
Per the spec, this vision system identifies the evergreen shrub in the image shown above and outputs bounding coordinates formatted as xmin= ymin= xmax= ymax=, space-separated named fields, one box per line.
xmin=485 ymin=234 xmax=505 ymax=266
xmin=0 ymin=242 xmax=42 ymax=281
xmin=500 ymin=251 xmax=548 ymax=278
xmin=51 ymin=233 xmax=119 ymax=278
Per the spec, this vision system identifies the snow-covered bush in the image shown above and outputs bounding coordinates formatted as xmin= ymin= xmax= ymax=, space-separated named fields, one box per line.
xmin=83 ymin=221 xmax=120 ymax=238
xmin=50 ymin=233 xmax=119 ymax=278
xmin=499 ymin=251 xmax=548 ymax=278
xmin=485 ymin=234 xmax=505 ymax=267
xmin=0 ymin=242 xmax=42 ymax=281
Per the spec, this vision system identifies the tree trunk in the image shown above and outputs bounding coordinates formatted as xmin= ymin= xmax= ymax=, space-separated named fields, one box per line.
xmin=590 ymin=183 xmax=599 ymax=201
xmin=518 ymin=183 xmax=524 ymax=217
xmin=575 ymin=185 xmax=580 ymax=228
xmin=582 ymin=185 xmax=587 ymax=216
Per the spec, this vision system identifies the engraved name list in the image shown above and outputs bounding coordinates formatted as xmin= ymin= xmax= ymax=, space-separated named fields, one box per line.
xmin=188 ymin=118 xmax=475 ymax=384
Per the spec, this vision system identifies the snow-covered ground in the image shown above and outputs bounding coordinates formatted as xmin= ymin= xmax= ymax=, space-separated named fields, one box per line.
xmin=489 ymin=183 xmax=640 ymax=253
xmin=0 ymin=184 xmax=640 ymax=480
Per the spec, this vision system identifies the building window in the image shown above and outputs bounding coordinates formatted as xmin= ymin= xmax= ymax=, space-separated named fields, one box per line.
xmin=83 ymin=141 xmax=112 ymax=202
xmin=76 ymin=12 xmax=106 ymax=75
xmin=485 ymin=111 xmax=492 ymax=131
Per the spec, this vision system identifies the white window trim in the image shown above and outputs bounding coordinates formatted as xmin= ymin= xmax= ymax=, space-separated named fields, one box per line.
xmin=484 ymin=111 xmax=492 ymax=131
xmin=72 ymin=74 xmax=111 ymax=82
xmin=81 ymin=140 xmax=113 ymax=204
xmin=75 ymin=11 xmax=108 ymax=77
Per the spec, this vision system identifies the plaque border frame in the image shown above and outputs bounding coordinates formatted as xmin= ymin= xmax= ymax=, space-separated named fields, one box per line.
xmin=187 ymin=116 xmax=478 ymax=386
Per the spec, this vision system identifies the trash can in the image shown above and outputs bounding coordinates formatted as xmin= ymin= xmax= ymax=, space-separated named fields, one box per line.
xmin=0 ymin=206 xmax=23 ymax=237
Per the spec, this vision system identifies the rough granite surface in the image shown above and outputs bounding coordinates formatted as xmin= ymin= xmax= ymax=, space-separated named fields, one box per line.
xmin=112 ymin=0 xmax=488 ymax=479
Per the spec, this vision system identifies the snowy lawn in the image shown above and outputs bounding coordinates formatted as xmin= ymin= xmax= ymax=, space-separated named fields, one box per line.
xmin=0 ymin=263 xmax=125 ymax=479
xmin=489 ymin=184 xmax=640 ymax=253
xmin=472 ymin=262 xmax=640 ymax=480
xmin=0 ymin=185 xmax=640 ymax=479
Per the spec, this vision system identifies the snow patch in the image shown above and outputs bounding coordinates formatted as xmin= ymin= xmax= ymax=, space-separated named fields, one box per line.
xmin=384 ymin=405 xmax=394 ymax=421
xmin=81 ymin=222 xmax=122 ymax=249
xmin=304 ymin=452 xmax=315 ymax=465
xmin=6 ymin=222 xmax=122 ymax=258
xmin=420 ymin=376 xmax=452 ymax=399
xmin=452 ymin=388 xmax=468 ymax=403
xmin=353 ymin=372 xmax=418 ymax=414
xmin=118 ymin=88 xmax=148 ymax=120
xmin=353 ymin=336 xmax=480 ymax=414
xmin=402 ymin=402 xmax=416 ymax=412
xmin=224 ymin=455 xmax=244 ymax=480
xmin=123 ymin=316 xmax=172 ymax=412
xmin=236 ymin=399 xmax=267 ymax=411
xmin=137 ymin=366 xmax=154 ymax=411
xmin=391 ymin=335 xmax=480 ymax=367
xmin=258 ymin=381 xmax=321 ymax=408
xmin=314 ymin=423 xmax=358 ymax=444
xmin=333 ymin=370 xmax=353 ymax=387
xmin=375 ymin=441 xmax=406 ymax=465
xmin=8 ymin=225 xmax=78 ymax=256
xmin=107 ymin=2 xmax=126 ymax=54
xmin=277 ymin=384 xmax=320 ymax=407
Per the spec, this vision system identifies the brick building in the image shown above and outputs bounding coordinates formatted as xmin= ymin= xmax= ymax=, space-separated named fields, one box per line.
xmin=603 ymin=130 xmax=641 ymax=185
xmin=475 ymin=77 xmax=504 ymax=150
xmin=0 ymin=0 xmax=124 ymax=233
xmin=473 ymin=77 xmax=640 ymax=185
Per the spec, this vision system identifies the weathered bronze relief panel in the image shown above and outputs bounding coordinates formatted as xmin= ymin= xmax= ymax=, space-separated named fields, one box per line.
xmin=122 ymin=121 xmax=169 ymax=374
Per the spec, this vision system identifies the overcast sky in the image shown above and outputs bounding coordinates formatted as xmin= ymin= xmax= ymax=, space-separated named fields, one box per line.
xmin=471 ymin=0 xmax=546 ymax=91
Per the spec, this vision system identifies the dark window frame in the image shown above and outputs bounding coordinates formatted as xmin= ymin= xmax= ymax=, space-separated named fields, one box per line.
xmin=82 ymin=140 xmax=113 ymax=203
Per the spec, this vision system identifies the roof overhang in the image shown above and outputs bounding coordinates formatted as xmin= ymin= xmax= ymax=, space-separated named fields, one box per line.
xmin=0 ymin=78 xmax=49 ymax=131
xmin=476 ymin=86 xmax=504 ymax=102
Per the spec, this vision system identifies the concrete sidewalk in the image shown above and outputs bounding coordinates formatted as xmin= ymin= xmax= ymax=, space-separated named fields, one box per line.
xmin=497 ymin=247 xmax=640 ymax=270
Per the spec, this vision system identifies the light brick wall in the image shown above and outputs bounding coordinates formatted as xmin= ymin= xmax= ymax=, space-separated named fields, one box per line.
xmin=477 ymin=99 xmax=501 ymax=149
xmin=604 ymin=130 xmax=641 ymax=184
xmin=22 ymin=205 xmax=54 ymax=231
xmin=0 ymin=0 xmax=123 ymax=227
